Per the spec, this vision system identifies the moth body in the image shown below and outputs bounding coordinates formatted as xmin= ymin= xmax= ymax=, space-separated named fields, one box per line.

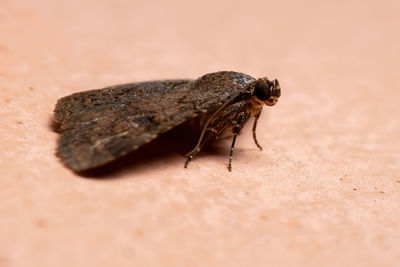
xmin=54 ymin=71 xmax=281 ymax=171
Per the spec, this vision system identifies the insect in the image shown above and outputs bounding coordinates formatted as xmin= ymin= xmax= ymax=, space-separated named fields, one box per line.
xmin=54 ymin=71 xmax=281 ymax=172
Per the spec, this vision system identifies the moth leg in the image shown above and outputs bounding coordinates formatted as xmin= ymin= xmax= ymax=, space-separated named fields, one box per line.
xmin=227 ymin=111 xmax=247 ymax=171
xmin=184 ymin=130 xmax=215 ymax=168
xmin=185 ymin=99 xmax=248 ymax=170
xmin=252 ymin=108 xmax=263 ymax=151
xmin=227 ymin=134 xmax=238 ymax=172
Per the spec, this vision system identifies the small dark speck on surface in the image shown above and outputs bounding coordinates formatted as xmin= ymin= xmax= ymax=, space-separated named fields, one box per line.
xmin=380 ymin=191 xmax=385 ymax=194
xmin=35 ymin=218 xmax=47 ymax=228
xmin=0 ymin=256 xmax=8 ymax=265
xmin=0 ymin=44 xmax=7 ymax=51
xmin=17 ymin=121 xmax=23 ymax=125
xmin=396 ymin=180 xmax=400 ymax=183
xmin=28 ymin=86 xmax=34 ymax=91
xmin=353 ymin=188 xmax=357 ymax=191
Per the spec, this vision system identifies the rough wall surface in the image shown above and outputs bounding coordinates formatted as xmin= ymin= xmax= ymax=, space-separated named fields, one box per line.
xmin=1 ymin=1 xmax=399 ymax=266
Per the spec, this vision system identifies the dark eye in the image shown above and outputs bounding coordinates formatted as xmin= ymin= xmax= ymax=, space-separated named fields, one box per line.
xmin=254 ymin=83 xmax=271 ymax=101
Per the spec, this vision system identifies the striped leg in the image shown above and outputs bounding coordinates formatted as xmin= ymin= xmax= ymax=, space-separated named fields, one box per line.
xmin=252 ymin=109 xmax=263 ymax=151
xmin=227 ymin=112 xmax=247 ymax=171
xmin=227 ymin=134 xmax=238 ymax=172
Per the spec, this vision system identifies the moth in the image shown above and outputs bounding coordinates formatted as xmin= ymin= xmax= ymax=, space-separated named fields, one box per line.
xmin=54 ymin=71 xmax=281 ymax=172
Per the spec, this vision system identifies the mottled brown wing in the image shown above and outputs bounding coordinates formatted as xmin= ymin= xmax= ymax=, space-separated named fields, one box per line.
xmin=54 ymin=72 xmax=255 ymax=171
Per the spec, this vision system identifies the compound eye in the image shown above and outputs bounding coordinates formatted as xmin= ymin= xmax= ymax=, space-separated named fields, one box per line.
xmin=254 ymin=83 xmax=271 ymax=101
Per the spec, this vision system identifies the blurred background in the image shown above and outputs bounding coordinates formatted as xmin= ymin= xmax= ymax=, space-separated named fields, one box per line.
xmin=3 ymin=0 xmax=399 ymax=82
xmin=1 ymin=0 xmax=399 ymax=266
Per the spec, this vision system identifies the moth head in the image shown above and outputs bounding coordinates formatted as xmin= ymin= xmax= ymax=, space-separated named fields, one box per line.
xmin=253 ymin=78 xmax=281 ymax=106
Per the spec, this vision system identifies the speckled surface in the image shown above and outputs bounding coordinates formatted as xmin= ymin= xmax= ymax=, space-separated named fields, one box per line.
xmin=1 ymin=0 xmax=399 ymax=266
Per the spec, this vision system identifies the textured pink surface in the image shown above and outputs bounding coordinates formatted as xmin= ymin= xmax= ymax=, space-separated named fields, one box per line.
xmin=1 ymin=0 xmax=400 ymax=266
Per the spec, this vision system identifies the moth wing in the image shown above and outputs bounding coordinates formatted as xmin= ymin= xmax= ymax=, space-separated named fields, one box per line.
xmin=55 ymin=80 xmax=201 ymax=171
